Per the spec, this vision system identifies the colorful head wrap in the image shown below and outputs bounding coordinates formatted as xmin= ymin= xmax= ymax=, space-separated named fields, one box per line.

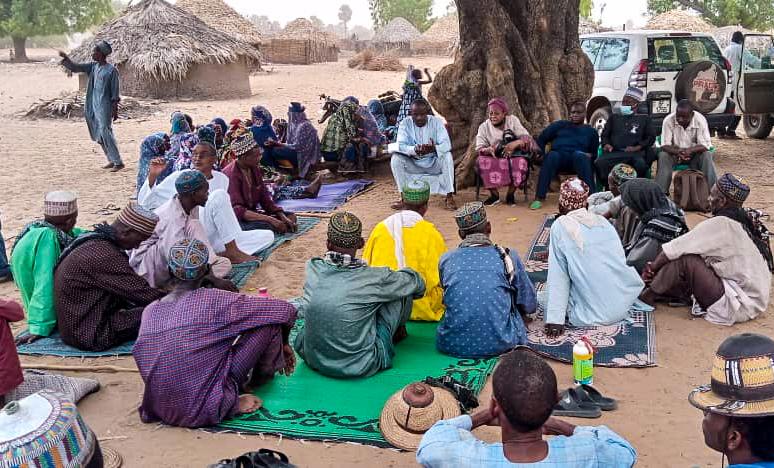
xmin=717 ymin=173 xmax=750 ymax=205
xmin=175 ymin=170 xmax=207 ymax=195
xmin=197 ymin=125 xmax=216 ymax=146
xmin=117 ymin=204 xmax=158 ymax=236
xmin=168 ymin=238 xmax=210 ymax=281
xmin=610 ymin=163 xmax=637 ymax=186
xmin=44 ymin=191 xmax=78 ymax=217
xmin=402 ymin=180 xmax=431 ymax=205
xmin=558 ymin=178 xmax=590 ymax=212
xmin=95 ymin=40 xmax=112 ymax=56
xmin=250 ymin=106 xmax=272 ymax=128
xmin=487 ymin=97 xmax=509 ymax=114
xmin=170 ymin=111 xmax=191 ymax=135
xmin=624 ymin=87 xmax=645 ymax=102
xmin=455 ymin=202 xmax=488 ymax=231
xmin=231 ymin=131 xmax=259 ymax=158
xmin=328 ymin=211 xmax=363 ymax=249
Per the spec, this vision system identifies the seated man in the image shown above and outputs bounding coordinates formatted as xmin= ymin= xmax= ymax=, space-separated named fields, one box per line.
xmin=130 ymin=170 xmax=234 ymax=290
xmin=53 ymin=205 xmax=167 ymax=351
xmin=532 ymin=102 xmax=599 ymax=210
xmin=689 ymin=333 xmax=774 ymax=467
xmin=417 ymin=348 xmax=637 ymax=467
xmin=134 ymin=238 xmax=297 ymax=428
xmin=588 ymin=163 xmax=638 ymax=238
xmin=222 ymin=132 xmax=298 ymax=235
xmin=364 ymin=180 xmax=447 ymax=322
xmin=390 ymin=98 xmax=456 ymax=210
xmin=437 ymin=202 xmax=536 ymax=358
xmin=139 ymin=141 xmax=270 ymax=263
xmin=597 ymin=87 xmax=656 ymax=184
xmin=544 ymin=178 xmax=645 ymax=338
xmin=12 ymin=191 xmax=85 ymax=343
xmin=641 ymin=174 xmax=772 ymax=325
xmin=655 ymin=100 xmax=718 ymax=194
xmin=294 ymin=212 xmax=425 ymax=378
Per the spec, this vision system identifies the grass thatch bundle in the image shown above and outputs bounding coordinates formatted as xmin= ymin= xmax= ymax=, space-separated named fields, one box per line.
xmin=176 ymin=0 xmax=264 ymax=46
xmin=348 ymin=48 xmax=404 ymax=71
xmin=645 ymin=10 xmax=713 ymax=32
xmin=413 ymin=14 xmax=459 ymax=52
xmin=373 ymin=17 xmax=422 ymax=44
xmin=22 ymin=92 xmax=156 ymax=120
xmin=68 ymin=0 xmax=262 ymax=82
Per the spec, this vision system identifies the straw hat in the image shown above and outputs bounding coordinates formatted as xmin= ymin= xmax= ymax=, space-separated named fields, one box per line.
xmin=379 ymin=382 xmax=460 ymax=450
xmin=102 ymin=447 xmax=123 ymax=468
xmin=689 ymin=333 xmax=774 ymax=417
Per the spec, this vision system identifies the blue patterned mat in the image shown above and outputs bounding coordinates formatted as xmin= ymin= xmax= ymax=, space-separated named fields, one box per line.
xmin=16 ymin=331 xmax=135 ymax=357
xmin=524 ymin=215 xmax=657 ymax=367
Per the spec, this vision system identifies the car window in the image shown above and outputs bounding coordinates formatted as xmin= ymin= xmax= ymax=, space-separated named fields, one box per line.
xmin=741 ymin=35 xmax=774 ymax=71
xmin=648 ymin=37 xmax=724 ymax=72
xmin=581 ymin=39 xmax=605 ymax=68
xmin=597 ymin=38 xmax=630 ymax=71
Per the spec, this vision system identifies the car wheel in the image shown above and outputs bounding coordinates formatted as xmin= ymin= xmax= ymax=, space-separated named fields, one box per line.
xmin=743 ymin=114 xmax=774 ymax=139
xmin=589 ymin=107 xmax=611 ymax=135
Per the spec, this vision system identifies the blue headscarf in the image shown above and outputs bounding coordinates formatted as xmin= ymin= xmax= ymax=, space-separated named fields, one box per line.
xmin=250 ymin=106 xmax=277 ymax=148
xmin=367 ymin=99 xmax=388 ymax=132
xmin=170 ymin=111 xmax=191 ymax=135
xmin=197 ymin=125 xmax=216 ymax=146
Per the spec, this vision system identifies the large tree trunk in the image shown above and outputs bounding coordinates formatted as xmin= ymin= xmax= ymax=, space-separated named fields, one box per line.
xmin=428 ymin=0 xmax=594 ymax=187
xmin=12 ymin=37 xmax=29 ymax=62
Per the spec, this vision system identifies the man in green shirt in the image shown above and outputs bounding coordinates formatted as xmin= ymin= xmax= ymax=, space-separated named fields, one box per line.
xmin=12 ymin=191 xmax=85 ymax=344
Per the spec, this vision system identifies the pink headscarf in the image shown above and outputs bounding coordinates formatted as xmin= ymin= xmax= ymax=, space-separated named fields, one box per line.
xmin=488 ymin=97 xmax=509 ymax=114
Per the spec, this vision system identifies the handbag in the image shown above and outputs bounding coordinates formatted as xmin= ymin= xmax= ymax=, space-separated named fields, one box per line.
xmin=673 ymin=169 xmax=710 ymax=212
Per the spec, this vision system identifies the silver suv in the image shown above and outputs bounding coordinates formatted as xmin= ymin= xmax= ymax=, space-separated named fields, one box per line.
xmin=581 ymin=31 xmax=735 ymax=136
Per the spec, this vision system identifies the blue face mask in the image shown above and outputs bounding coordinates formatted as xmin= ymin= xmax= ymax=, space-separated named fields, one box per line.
xmin=617 ymin=105 xmax=634 ymax=116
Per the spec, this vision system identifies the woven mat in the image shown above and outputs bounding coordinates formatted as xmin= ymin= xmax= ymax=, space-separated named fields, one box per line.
xmin=276 ymin=179 xmax=374 ymax=213
xmin=15 ymin=331 xmax=135 ymax=357
xmin=524 ymin=215 xmax=657 ymax=368
xmin=214 ymin=319 xmax=497 ymax=447
xmin=254 ymin=216 xmax=321 ymax=262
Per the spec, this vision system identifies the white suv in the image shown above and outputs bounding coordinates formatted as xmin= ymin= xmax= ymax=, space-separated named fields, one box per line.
xmin=581 ymin=31 xmax=735 ymax=135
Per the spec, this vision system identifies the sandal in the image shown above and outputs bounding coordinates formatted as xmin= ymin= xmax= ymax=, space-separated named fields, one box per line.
xmin=575 ymin=385 xmax=618 ymax=411
xmin=529 ymin=200 xmax=542 ymax=210
xmin=553 ymin=388 xmax=602 ymax=418
xmin=236 ymin=449 xmax=295 ymax=468
xmin=424 ymin=375 xmax=479 ymax=412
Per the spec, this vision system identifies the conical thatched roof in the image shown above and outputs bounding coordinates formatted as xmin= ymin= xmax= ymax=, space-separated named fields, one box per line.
xmin=69 ymin=0 xmax=261 ymax=82
xmin=277 ymin=18 xmax=334 ymax=45
xmin=176 ymin=0 xmax=263 ymax=46
xmin=373 ymin=17 xmax=422 ymax=44
xmin=414 ymin=14 xmax=459 ymax=49
xmin=645 ymin=10 xmax=713 ymax=32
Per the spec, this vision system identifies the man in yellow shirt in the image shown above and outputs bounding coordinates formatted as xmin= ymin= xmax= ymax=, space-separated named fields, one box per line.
xmin=364 ymin=180 xmax=446 ymax=321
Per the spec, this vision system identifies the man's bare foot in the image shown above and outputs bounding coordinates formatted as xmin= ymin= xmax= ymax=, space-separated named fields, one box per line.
xmin=444 ymin=195 xmax=458 ymax=211
xmin=390 ymin=200 xmax=404 ymax=210
xmin=302 ymin=175 xmax=324 ymax=198
xmin=393 ymin=325 xmax=408 ymax=344
xmin=222 ymin=244 xmax=260 ymax=264
xmin=237 ymin=394 xmax=263 ymax=414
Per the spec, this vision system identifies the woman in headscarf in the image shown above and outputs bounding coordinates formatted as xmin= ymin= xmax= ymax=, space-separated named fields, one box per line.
xmin=136 ymin=132 xmax=170 ymax=194
xmin=173 ymin=133 xmax=200 ymax=172
xmin=285 ymin=102 xmax=322 ymax=179
xmin=210 ymin=118 xmax=228 ymax=149
xmin=320 ymin=101 xmax=368 ymax=175
xmin=475 ymin=98 xmax=538 ymax=206
xmin=164 ymin=111 xmax=192 ymax=172
xmin=620 ymin=178 xmax=688 ymax=274
xmin=368 ymin=99 xmax=397 ymax=142
xmin=397 ymin=65 xmax=432 ymax=125
xmin=250 ymin=105 xmax=298 ymax=172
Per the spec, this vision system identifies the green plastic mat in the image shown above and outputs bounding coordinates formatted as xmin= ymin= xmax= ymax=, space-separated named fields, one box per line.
xmin=214 ymin=320 xmax=497 ymax=447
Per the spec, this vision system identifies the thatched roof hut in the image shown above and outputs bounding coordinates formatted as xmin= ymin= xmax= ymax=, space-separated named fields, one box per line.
xmin=265 ymin=18 xmax=338 ymax=64
xmin=412 ymin=14 xmax=459 ymax=56
xmin=373 ymin=17 xmax=422 ymax=54
xmin=69 ymin=0 xmax=261 ymax=99
xmin=176 ymin=0 xmax=263 ymax=47
xmin=645 ymin=10 xmax=713 ymax=32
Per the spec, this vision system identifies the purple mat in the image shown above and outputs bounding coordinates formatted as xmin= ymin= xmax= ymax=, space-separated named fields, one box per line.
xmin=276 ymin=179 xmax=373 ymax=213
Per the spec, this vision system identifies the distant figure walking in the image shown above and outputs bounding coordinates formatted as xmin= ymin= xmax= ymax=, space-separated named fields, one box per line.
xmin=60 ymin=41 xmax=124 ymax=172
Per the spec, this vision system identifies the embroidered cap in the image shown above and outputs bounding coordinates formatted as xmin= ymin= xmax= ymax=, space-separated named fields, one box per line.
xmin=175 ymin=169 xmax=207 ymax=195
xmin=717 ymin=172 xmax=750 ymax=205
xmin=610 ymin=163 xmax=637 ymax=187
xmin=231 ymin=131 xmax=259 ymax=158
xmin=168 ymin=238 xmax=210 ymax=281
xmin=558 ymin=178 xmax=590 ymax=212
xmin=689 ymin=333 xmax=774 ymax=417
xmin=455 ymin=202 xmax=487 ymax=231
xmin=116 ymin=203 xmax=159 ymax=237
xmin=44 ymin=191 xmax=78 ymax=217
xmin=328 ymin=211 xmax=362 ymax=249
xmin=402 ymin=180 xmax=431 ymax=205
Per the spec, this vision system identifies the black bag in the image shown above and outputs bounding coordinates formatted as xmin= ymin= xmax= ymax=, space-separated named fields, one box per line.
xmin=495 ymin=129 xmax=520 ymax=158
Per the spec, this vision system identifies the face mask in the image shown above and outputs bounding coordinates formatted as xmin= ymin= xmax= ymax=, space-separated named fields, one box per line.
xmin=616 ymin=105 xmax=634 ymax=116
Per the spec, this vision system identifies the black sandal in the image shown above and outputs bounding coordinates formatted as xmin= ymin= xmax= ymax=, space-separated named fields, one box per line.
xmin=575 ymin=385 xmax=618 ymax=411
xmin=236 ymin=449 xmax=295 ymax=468
xmin=553 ymin=388 xmax=602 ymax=418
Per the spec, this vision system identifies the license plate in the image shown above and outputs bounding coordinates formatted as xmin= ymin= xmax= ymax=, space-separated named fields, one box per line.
xmin=653 ymin=99 xmax=671 ymax=114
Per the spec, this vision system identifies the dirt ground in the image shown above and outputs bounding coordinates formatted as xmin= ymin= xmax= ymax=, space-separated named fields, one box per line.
xmin=1 ymin=49 xmax=773 ymax=467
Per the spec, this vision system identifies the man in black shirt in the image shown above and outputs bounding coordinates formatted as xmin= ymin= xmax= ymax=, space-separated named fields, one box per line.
xmin=596 ymin=87 xmax=656 ymax=189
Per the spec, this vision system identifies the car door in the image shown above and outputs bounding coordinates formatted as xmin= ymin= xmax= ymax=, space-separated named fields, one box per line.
xmin=737 ymin=34 xmax=774 ymax=114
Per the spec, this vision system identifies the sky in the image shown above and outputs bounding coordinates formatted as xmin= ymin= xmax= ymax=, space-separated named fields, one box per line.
xmin=170 ymin=0 xmax=649 ymax=30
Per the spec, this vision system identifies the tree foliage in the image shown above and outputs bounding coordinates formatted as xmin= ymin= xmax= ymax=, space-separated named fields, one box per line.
xmin=338 ymin=4 xmax=352 ymax=37
xmin=368 ymin=0 xmax=433 ymax=31
xmin=647 ymin=0 xmax=774 ymax=30
xmin=0 ymin=0 xmax=112 ymax=39
xmin=580 ymin=0 xmax=593 ymax=19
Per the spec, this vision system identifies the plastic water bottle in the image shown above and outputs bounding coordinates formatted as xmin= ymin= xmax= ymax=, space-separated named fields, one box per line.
xmin=573 ymin=338 xmax=594 ymax=385
xmin=258 ymin=287 xmax=270 ymax=298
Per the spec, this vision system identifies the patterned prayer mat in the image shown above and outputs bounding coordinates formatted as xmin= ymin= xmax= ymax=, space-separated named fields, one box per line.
xmin=524 ymin=215 xmax=657 ymax=368
xmin=254 ymin=216 xmax=321 ymax=262
xmin=276 ymin=179 xmax=374 ymax=213
xmin=15 ymin=331 xmax=134 ymax=357
xmin=214 ymin=320 xmax=498 ymax=447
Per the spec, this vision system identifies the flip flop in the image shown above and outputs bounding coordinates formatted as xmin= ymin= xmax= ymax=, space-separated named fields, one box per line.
xmin=529 ymin=200 xmax=542 ymax=210
xmin=553 ymin=388 xmax=602 ymax=418
xmin=575 ymin=384 xmax=618 ymax=411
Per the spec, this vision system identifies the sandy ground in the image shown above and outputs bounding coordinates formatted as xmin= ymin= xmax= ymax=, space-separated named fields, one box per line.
xmin=1 ymin=49 xmax=774 ymax=467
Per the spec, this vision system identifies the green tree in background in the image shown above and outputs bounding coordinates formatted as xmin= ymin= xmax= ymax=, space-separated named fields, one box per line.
xmin=0 ymin=0 xmax=112 ymax=62
xmin=580 ymin=0 xmax=594 ymax=19
xmin=338 ymin=4 xmax=352 ymax=38
xmin=368 ymin=0 xmax=434 ymax=31
xmin=647 ymin=0 xmax=774 ymax=30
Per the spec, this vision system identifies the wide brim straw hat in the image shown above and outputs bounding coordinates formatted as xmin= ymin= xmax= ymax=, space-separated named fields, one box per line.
xmin=689 ymin=333 xmax=774 ymax=417
xmin=380 ymin=382 xmax=461 ymax=450
xmin=102 ymin=447 xmax=123 ymax=468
